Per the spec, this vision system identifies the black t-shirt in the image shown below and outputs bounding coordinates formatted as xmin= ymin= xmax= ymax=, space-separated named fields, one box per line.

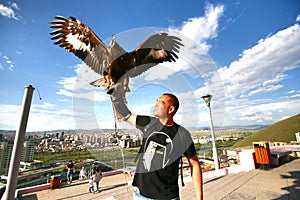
xmin=132 ymin=116 xmax=196 ymax=199
xmin=67 ymin=163 xmax=74 ymax=170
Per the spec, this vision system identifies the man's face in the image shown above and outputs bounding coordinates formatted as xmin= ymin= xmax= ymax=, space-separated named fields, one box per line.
xmin=153 ymin=95 xmax=172 ymax=118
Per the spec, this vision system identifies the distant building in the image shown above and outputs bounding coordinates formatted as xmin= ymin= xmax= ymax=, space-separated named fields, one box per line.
xmin=0 ymin=141 xmax=35 ymax=175
xmin=0 ymin=141 xmax=14 ymax=175
xmin=119 ymin=135 xmax=141 ymax=148
xmin=296 ymin=132 xmax=300 ymax=142
xmin=21 ymin=141 xmax=35 ymax=162
xmin=197 ymin=136 xmax=210 ymax=144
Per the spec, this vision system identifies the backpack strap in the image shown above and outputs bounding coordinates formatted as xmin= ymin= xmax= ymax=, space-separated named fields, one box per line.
xmin=180 ymin=156 xmax=185 ymax=187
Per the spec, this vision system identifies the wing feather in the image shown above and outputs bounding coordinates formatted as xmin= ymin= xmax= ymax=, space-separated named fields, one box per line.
xmin=121 ymin=33 xmax=183 ymax=78
xmin=49 ymin=16 xmax=109 ymax=74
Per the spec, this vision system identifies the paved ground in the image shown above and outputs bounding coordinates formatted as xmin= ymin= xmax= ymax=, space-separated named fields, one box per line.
xmin=19 ymin=158 xmax=300 ymax=200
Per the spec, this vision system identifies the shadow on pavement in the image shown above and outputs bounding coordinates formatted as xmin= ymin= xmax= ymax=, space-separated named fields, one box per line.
xmin=276 ymin=170 xmax=300 ymax=200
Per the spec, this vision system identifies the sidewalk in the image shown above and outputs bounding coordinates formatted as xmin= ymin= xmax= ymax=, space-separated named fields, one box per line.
xmin=19 ymin=158 xmax=300 ymax=200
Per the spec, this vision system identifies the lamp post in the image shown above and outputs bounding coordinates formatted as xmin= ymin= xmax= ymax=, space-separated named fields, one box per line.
xmin=2 ymin=85 xmax=35 ymax=200
xmin=201 ymin=94 xmax=220 ymax=170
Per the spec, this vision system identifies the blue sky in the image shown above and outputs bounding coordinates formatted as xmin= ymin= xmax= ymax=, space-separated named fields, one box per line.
xmin=0 ymin=0 xmax=299 ymax=132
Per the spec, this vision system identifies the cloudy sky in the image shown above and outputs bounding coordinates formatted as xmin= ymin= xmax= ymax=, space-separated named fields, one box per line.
xmin=0 ymin=0 xmax=299 ymax=132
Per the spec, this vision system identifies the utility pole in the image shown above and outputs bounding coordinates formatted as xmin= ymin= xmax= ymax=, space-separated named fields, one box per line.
xmin=2 ymin=85 xmax=35 ymax=200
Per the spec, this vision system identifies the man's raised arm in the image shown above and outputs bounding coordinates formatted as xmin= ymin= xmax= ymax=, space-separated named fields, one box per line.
xmin=110 ymin=78 xmax=137 ymax=127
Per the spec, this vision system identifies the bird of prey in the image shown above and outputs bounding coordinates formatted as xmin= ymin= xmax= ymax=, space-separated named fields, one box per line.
xmin=49 ymin=16 xmax=183 ymax=94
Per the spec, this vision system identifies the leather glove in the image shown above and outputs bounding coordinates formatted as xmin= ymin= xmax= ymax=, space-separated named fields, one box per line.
xmin=110 ymin=76 xmax=131 ymax=121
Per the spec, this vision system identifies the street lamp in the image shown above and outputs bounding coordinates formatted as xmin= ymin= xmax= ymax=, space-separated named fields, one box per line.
xmin=201 ymin=94 xmax=220 ymax=170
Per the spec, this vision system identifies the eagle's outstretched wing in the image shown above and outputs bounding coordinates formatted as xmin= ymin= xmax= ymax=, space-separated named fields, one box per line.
xmin=109 ymin=33 xmax=184 ymax=81
xmin=49 ymin=16 xmax=112 ymax=75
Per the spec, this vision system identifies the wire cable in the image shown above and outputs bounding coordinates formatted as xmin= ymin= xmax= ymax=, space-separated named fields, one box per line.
xmin=110 ymin=96 xmax=130 ymax=196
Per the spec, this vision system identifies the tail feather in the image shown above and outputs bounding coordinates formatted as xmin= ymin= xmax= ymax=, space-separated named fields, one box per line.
xmin=90 ymin=76 xmax=130 ymax=94
xmin=90 ymin=78 xmax=106 ymax=87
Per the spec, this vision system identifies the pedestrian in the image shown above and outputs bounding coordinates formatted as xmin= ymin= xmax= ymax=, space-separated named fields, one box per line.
xmin=79 ymin=166 xmax=87 ymax=180
xmin=94 ymin=167 xmax=103 ymax=192
xmin=111 ymin=84 xmax=203 ymax=200
xmin=66 ymin=160 xmax=75 ymax=184
xmin=89 ymin=176 xmax=95 ymax=193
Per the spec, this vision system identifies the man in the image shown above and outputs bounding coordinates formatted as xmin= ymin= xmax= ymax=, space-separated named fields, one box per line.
xmin=111 ymin=81 xmax=203 ymax=200
xmin=66 ymin=160 xmax=75 ymax=183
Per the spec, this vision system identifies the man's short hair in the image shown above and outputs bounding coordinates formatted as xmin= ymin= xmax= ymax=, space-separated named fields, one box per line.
xmin=163 ymin=93 xmax=179 ymax=114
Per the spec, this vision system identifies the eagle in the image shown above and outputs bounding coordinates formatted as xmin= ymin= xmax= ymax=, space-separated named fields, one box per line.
xmin=49 ymin=16 xmax=183 ymax=94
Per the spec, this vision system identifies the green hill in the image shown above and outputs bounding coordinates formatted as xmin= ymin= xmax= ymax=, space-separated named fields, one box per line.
xmin=232 ymin=114 xmax=300 ymax=148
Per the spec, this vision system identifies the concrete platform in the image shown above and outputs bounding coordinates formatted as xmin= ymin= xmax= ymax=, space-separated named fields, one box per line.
xmin=18 ymin=158 xmax=300 ymax=200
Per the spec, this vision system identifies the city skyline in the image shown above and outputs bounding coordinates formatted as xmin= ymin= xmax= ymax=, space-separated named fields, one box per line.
xmin=1 ymin=1 xmax=299 ymax=131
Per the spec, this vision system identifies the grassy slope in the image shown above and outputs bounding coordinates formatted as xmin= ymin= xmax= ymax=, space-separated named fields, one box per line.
xmin=232 ymin=114 xmax=300 ymax=148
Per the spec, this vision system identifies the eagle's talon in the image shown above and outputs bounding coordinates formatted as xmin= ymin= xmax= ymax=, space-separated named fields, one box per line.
xmin=106 ymin=86 xmax=114 ymax=95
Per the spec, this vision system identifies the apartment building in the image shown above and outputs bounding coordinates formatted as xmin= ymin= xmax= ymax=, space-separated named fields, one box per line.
xmin=0 ymin=141 xmax=34 ymax=175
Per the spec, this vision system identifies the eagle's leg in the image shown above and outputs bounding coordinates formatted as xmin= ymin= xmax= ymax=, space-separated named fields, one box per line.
xmin=106 ymin=84 xmax=116 ymax=95
xmin=106 ymin=76 xmax=130 ymax=95
xmin=105 ymin=76 xmax=116 ymax=94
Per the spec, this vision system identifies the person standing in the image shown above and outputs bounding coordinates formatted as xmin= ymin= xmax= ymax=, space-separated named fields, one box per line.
xmin=94 ymin=167 xmax=103 ymax=192
xmin=89 ymin=176 xmax=95 ymax=193
xmin=79 ymin=166 xmax=87 ymax=180
xmin=66 ymin=160 xmax=75 ymax=184
xmin=111 ymin=83 xmax=203 ymax=200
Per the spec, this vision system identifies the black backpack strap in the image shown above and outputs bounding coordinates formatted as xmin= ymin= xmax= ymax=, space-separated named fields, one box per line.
xmin=180 ymin=156 xmax=185 ymax=187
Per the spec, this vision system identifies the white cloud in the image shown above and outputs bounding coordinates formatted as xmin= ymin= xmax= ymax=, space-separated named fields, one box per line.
xmin=28 ymin=108 xmax=75 ymax=131
xmin=0 ymin=52 xmax=15 ymax=71
xmin=143 ymin=3 xmax=225 ymax=85
xmin=287 ymin=90 xmax=300 ymax=98
xmin=32 ymin=102 xmax=56 ymax=109
xmin=56 ymin=64 xmax=108 ymax=102
xmin=224 ymin=99 xmax=300 ymax=125
xmin=246 ymin=84 xmax=283 ymax=97
xmin=178 ymin=3 xmax=224 ymax=47
xmin=9 ymin=2 xmax=20 ymax=11
xmin=288 ymin=90 xmax=296 ymax=94
xmin=291 ymin=93 xmax=300 ymax=98
xmin=296 ymin=14 xmax=300 ymax=22
xmin=0 ymin=105 xmax=21 ymax=130
xmin=143 ymin=63 xmax=181 ymax=81
xmin=57 ymin=77 xmax=76 ymax=91
xmin=217 ymin=23 xmax=300 ymax=99
xmin=0 ymin=2 xmax=20 ymax=20
xmin=137 ymin=3 xmax=224 ymax=83
xmin=184 ymin=14 xmax=300 ymax=126
xmin=56 ymin=89 xmax=73 ymax=98
xmin=0 ymin=101 xmax=113 ymax=131
xmin=58 ymin=99 xmax=70 ymax=102
xmin=0 ymin=103 xmax=74 ymax=131
xmin=54 ymin=63 xmax=112 ymax=130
